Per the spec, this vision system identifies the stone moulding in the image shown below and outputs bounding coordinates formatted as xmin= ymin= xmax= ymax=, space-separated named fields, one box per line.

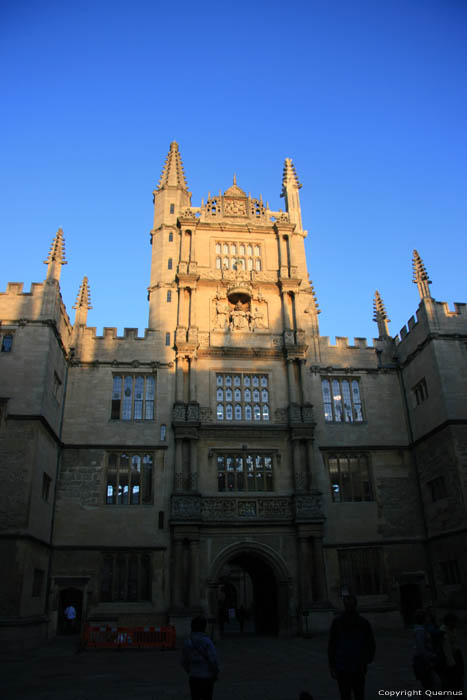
xmin=170 ymin=494 xmax=323 ymax=523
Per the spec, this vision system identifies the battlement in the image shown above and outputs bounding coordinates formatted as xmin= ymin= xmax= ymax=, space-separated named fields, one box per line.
xmin=322 ymin=336 xmax=380 ymax=350
xmin=83 ymin=326 xmax=151 ymax=341
xmin=396 ymin=299 xmax=467 ymax=345
xmin=0 ymin=281 xmax=45 ymax=296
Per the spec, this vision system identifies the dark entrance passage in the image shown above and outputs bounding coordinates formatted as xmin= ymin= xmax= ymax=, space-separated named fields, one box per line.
xmin=217 ymin=553 xmax=278 ymax=636
xmin=399 ymin=583 xmax=422 ymax=626
xmin=58 ymin=587 xmax=83 ymax=635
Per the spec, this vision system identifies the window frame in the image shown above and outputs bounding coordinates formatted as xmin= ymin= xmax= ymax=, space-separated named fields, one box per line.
xmin=100 ymin=551 xmax=152 ymax=602
xmin=413 ymin=378 xmax=429 ymax=406
xmin=215 ymin=450 xmax=275 ymax=493
xmin=326 ymin=452 xmax=374 ymax=502
xmin=215 ymin=372 xmax=270 ymax=423
xmin=440 ymin=560 xmax=461 ymax=586
xmin=321 ymin=377 xmax=364 ymax=423
xmin=111 ymin=374 xmax=156 ymax=421
xmin=105 ymin=451 xmax=154 ymax=506
xmin=214 ymin=239 xmax=262 ymax=272
xmin=1 ymin=332 xmax=14 ymax=353
xmin=338 ymin=547 xmax=385 ymax=595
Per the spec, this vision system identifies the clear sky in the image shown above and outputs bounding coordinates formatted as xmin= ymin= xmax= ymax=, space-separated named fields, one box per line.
xmin=1 ymin=0 xmax=466 ymax=343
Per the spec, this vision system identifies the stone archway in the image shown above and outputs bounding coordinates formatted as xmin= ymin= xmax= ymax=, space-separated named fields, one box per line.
xmin=206 ymin=541 xmax=293 ymax=637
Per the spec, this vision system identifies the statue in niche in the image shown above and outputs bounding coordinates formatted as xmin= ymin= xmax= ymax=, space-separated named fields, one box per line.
xmin=214 ymin=297 xmax=230 ymax=329
xmin=251 ymin=305 xmax=266 ymax=330
xmin=231 ymin=300 xmax=250 ymax=331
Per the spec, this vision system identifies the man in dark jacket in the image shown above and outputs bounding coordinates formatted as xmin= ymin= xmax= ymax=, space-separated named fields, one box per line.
xmin=328 ymin=595 xmax=376 ymax=700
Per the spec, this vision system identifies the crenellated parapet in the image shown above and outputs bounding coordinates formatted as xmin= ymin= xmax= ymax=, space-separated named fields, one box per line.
xmin=395 ymin=299 xmax=467 ymax=361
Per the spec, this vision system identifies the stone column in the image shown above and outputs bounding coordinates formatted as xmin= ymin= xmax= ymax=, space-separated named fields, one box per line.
xmin=173 ymin=540 xmax=185 ymax=608
xmin=279 ymin=235 xmax=289 ymax=277
xmin=298 ymin=359 xmax=309 ymax=403
xmin=312 ymin=535 xmax=327 ymax=601
xmin=174 ymin=438 xmax=183 ymax=491
xmin=190 ymin=439 xmax=198 ymax=491
xmin=287 ymin=358 xmax=297 ymax=404
xmin=305 ymin=440 xmax=314 ymax=491
xmin=189 ymin=288 xmax=197 ymax=328
xmin=189 ymin=539 xmax=200 ymax=607
xmin=293 ymin=439 xmax=304 ymax=492
xmin=189 ymin=356 xmax=197 ymax=402
xmin=176 ymin=356 xmax=184 ymax=402
xmin=298 ymin=536 xmax=312 ymax=609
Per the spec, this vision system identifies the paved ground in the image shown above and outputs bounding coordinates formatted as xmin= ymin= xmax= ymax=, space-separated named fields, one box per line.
xmin=1 ymin=628 xmax=465 ymax=699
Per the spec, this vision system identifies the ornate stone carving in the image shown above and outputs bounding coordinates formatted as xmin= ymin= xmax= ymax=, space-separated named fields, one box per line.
xmin=296 ymin=329 xmax=306 ymax=345
xmin=224 ymin=199 xmax=247 ymax=217
xmin=188 ymin=262 xmax=198 ymax=275
xmin=178 ymin=261 xmax=188 ymax=274
xmin=171 ymin=495 xmax=202 ymax=520
xmin=202 ymin=499 xmax=237 ymax=519
xmin=288 ymin=403 xmax=302 ymax=424
xmin=302 ymin=403 xmax=314 ymax=424
xmin=172 ymin=403 xmax=186 ymax=422
xmin=257 ymin=499 xmax=293 ymax=518
xmin=198 ymin=332 xmax=209 ymax=347
xmin=295 ymin=491 xmax=324 ymax=521
xmin=238 ymin=501 xmax=257 ymax=517
xmin=272 ymin=335 xmax=283 ymax=348
xmin=284 ymin=330 xmax=295 ymax=346
xmin=187 ymin=327 xmax=198 ymax=345
xmin=187 ymin=403 xmax=200 ymax=422
xmin=274 ymin=408 xmax=288 ymax=423
xmin=199 ymin=407 xmax=212 ymax=422
xmin=180 ymin=207 xmax=197 ymax=218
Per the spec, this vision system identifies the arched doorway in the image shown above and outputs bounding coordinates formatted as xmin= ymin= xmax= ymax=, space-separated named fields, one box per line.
xmin=58 ymin=587 xmax=83 ymax=635
xmin=207 ymin=542 xmax=292 ymax=637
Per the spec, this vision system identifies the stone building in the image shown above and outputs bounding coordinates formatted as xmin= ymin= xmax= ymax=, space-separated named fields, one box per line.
xmin=1 ymin=142 xmax=466 ymax=649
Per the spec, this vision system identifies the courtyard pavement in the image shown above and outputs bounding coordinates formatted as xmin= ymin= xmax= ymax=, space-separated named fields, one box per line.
xmin=1 ymin=627 xmax=465 ymax=699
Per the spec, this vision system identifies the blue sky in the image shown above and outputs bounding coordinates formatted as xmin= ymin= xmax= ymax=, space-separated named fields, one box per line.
xmin=1 ymin=0 xmax=466 ymax=342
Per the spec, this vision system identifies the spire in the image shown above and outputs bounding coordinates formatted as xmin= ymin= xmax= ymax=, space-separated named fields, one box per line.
xmin=280 ymin=157 xmax=303 ymax=231
xmin=156 ymin=141 xmax=189 ymax=191
xmin=281 ymin=158 xmax=302 ymax=196
xmin=373 ymin=290 xmax=391 ymax=338
xmin=412 ymin=249 xmax=432 ymax=300
xmin=72 ymin=276 xmax=92 ymax=327
xmin=44 ymin=227 xmax=67 ymax=282
xmin=73 ymin=276 xmax=92 ymax=311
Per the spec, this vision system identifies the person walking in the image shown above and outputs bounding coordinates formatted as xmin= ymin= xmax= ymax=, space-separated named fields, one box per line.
xmin=328 ymin=594 xmax=376 ymax=700
xmin=182 ymin=616 xmax=219 ymax=700
xmin=412 ymin=609 xmax=440 ymax=690
xmin=63 ymin=604 xmax=77 ymax=634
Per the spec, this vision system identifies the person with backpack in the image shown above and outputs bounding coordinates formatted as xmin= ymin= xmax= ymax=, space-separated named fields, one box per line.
xmin=182 ymin=616 xmax=220 ymax=700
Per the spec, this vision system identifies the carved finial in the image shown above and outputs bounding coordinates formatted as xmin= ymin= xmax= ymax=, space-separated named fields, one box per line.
xmin=233 ymin=173 xmax=237 ymax=186
xmin=281 ymin=157 xmax=302 ymax=197
xmin=373 ymin=290 xmax=390 ymax=338
xmin=156 ymin=141 xmax=188 ymax=191
xmin=73 ymin=276 xmax=92 ymax=310
xmin=412 ymin=249 xmax=432 ymax=300
xmin=44 ymin=227 xmax=67 ymax=266
xmin=44 ymin=227 xmax=67 ymax=282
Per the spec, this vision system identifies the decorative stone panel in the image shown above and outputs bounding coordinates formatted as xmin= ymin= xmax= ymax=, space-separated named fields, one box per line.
xmin=171 ymin=495 xmax=297 ymax=523
xmin=294 ymin=491 xmax=324 ymax=521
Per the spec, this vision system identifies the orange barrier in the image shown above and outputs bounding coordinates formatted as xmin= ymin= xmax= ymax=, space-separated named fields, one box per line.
xmin=82 ymin=624 xmax=176 ymax=649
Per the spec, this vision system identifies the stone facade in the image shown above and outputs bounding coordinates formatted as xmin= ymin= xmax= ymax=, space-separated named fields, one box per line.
xmin=1 ymin=143 xmax=466 ymax=649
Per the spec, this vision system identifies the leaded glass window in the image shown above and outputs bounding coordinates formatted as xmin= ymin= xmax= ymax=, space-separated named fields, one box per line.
xmin=111 ymin=375 xmax=155 ymax=420
xmin=217 ymin=452 xmax=274 ymax=492
xmin=106 ymin=452 xmax=153 ymax=505
xmin=328 ymin=454 xmax=373 ymax=502
xmin=321 ymin=378 xmax=363 ymax=422
xmin=216 ymin=373 xmax=270 ymax=422
xmin=214 ymin=240 xmax=262 ymax=272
